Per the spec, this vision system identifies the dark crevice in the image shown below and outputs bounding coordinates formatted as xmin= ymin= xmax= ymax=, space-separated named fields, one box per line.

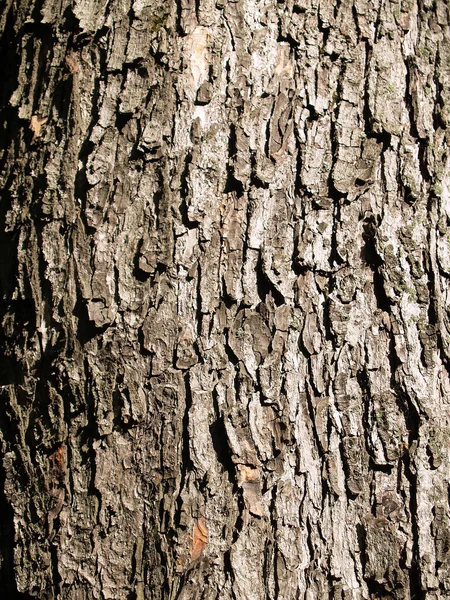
xmin=137 ymin=326 xmax=152 ymax=356
xmin=250 ymin=153 xmax=269 ymax=189
xmin=362 ymin=217 xmax=392 ymax=312
xmin=153 ymin=168 xmax=165 ymax=229
xmin=306 ymin=103 xmax=319 ymax=122
xmin=368 ymin=458 xmax=394 ymax=474
xmin=425 ymin=444 xmax=438 ymax=471
xmin=224 ymin=334 xmax=239 ymax=366
xmin=304 ymin=516 xmax=316 ymax=572
xmin=322 ymin=296 xmax=335 ymax=343
xmin=332 ymin=0 xmax=341 ymax=20
xmin=293 ymin=3 xmax=306 ymax=13
xmin=360 ymin=370 xmax=376 ymax=468
xmin=179 ymin=373 xmax=194 ymax=489
xmin=270 ymin=486 xmax=280 ymax=600
xmin=231 ymin=493 xmax=245 ymax=544
xmin=396 ymin=390 xmax=422 ymax=600
xmin=49 ymin=542 xmax=62 ymax=600
xmin=60 ymin=4 xmax=80 ymax=38
xmin=424 ymin=247 xmax=450 ymax=371
xmin=276 ymin=29 xmax=299 ymax=49
xmin=223 ymin=551 xmax=236 ymax=599
xmin=195 ymin=262 xmax=203 ymax=336
xmin=224 ymin=125 xmax=244 ymax=197
xmin=396 ymin=388 xmax=420 ymax=448
xmin=72 ymin=296 xmax=107 ymax=345
xmin=373 ymin=267 xmax=391 ymax=313
xmin=296 ymin=330 xmax=311 ymax=361
xmin=386 ymin=330 xmax=401 ymax=392
xmin=417 ymin=141 xmax=430 ymax=185
xmin=317 ymin=14 xmax=330 ymax=42
xmin=340 ymin=441 xmax=361 ymax=502
xmin=365 ymin=579 xmax=396 ymax=599
xmin=294 ymin=135 xmax=303 ymax=197
xmin=370 ymin=129 xmax=392 ymax=152
xmin=79 ymin=359 xmax=102 ymax=530
xmin=362 ymin=42 xmax=374 ymax=134
xmin=50 ymin=73 xmax=74 ymax=127
xmin=291 ymin=257 xmax=309 ymax=277
xmin=29 ymin=169 xmax=50 ymax=220
xmin=112 ymin=389 xmax=135 ymax=435
xmin=433 ymin=45 xmax=446 ymax=131
xmin=402 ymin=447 xmax=424 ymax=599
xmin=373 ymin=0 xmax=384 ymax=41
xmin=356 ymin=522 xmax=367 ymax=577
xmin=210 ymin=388 xmax=235 ymax=486
xmin=351 ymin=4 xmax=363 ymax=40
xmin=255 ymin=253 xmax=284 ymax=307
xmin=264 ymin=112 xmax=272 ymax=158
xmin=178 ymin=152 xmax=197 ymax=229
xmin=328 ymin=188 xmax=346 ymax=269
xmin=115 ymin=111 xmax=133 ymax=132
xmin=304 ymin=383 xmax=325 ymax=456
xmin=356 ymin=368 xmax=370 ymax=396
xmin=193 ymin=0 xmax=200 ymax=22
xmin=74 ymin=145 xmax=96 ymax=236
xmin=404 ymin=56 xmax=421 ymax=142
xmin=262 ymin=536 xmax=273 ymax=600
xmin=132 ymin=239 xmax=152 ymax=282
xmin=228 ymin=122 xmax=237 ymax=158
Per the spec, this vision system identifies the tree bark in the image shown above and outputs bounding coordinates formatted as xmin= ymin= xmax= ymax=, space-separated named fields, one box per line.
xmin=1 ymin=0 xmax=450 ymax=599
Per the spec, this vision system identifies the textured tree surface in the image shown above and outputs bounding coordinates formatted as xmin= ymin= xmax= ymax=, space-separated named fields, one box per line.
xmin=1 ymin=0 xmax=450 ymax=599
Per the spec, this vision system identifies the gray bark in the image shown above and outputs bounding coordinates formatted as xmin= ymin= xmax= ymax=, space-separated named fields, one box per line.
xmin=0 ymin=0 xmax=450 ymax=599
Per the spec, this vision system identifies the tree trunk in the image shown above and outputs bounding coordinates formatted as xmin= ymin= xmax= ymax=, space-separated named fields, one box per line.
xmin=1 ymin=0 xmax=450 ymax=598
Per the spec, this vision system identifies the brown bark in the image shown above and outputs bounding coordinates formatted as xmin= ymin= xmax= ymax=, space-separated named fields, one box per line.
xmin=1 ymin=0 xmax=450 ymax=599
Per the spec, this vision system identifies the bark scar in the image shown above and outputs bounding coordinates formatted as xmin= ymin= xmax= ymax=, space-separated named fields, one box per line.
xmin=190 ymin=517 xmax=208 ymax=561
xmin=30 ymin=114 xmax=48 ymax=141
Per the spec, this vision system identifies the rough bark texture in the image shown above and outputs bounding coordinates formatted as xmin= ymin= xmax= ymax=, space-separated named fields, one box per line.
xmin=1 ymin=0 xmax=450 ymax=599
